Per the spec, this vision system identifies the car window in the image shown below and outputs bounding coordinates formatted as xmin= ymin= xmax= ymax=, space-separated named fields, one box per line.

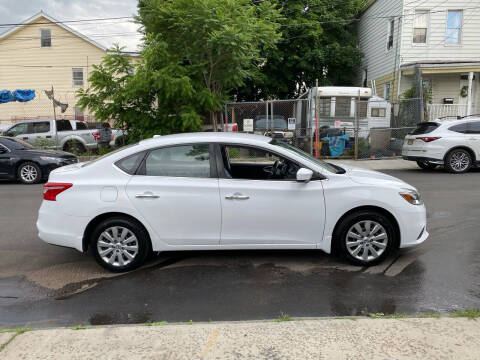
xmin=56 ymin=120 xmax=73 ymax=132
xmin=7 ymin=123 xmax=30 ymax=136
xmin=254 ymin=117 xmax=287 ymax=130
xmin=32 ymin=121 xmax=50 ymax=133
xmin=144 ymin=144 xmax=211 ymax=178
xmin=75 ymin=121 xmax=87 ymax=130
xmin=411 ymin=122 xmax=439 ymax=135
xmin=115 ymin=152 xmax=145 ymax=175
xmin=467 ymin=121 xmax=480 ymax=134
xmin=0 ymin=137 xmax=34 ymax=150
xmin=222 ymin=144 xmax=300 ymax=180
xmin=449 ymin=123 xmax=468 ymax=133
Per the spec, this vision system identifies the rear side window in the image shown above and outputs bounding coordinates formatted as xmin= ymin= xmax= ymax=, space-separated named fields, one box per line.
xmin=467 ymin=121 xmax=480 ymax=134
xmin=115 ymin=152 xmax=145 ymax=175
xmin=411 ymin=122 xmax=439 ymax=135
xmin=56 ymin=120 xmax=73 ymax=132
xmin=32 ymin=121 xmax=50 ymax=133
xmin=449 ymin=123 xmax=468 ymax=133
xmin=75 ymin=121 xmax=87 ymax=130
xmin=144 ymin=144 xmax=211 ymax=178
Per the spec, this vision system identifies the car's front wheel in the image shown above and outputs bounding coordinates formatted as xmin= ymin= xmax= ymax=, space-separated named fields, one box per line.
xmin=335 ymin=210 xmax=396 ymax=266
xmin=91 ymin=217 xmax=150 ymax=272
xmin=17 ymin=162 xmax=42 ymax=184
xmin=416 ymin=160 xmax=437 ymax=170
xmin=445 ymin=149 xmax=472 ymax=174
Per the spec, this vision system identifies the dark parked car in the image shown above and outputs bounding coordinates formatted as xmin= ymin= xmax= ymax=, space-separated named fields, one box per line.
xmin=0 ymin=136 xmax=78 ymax=184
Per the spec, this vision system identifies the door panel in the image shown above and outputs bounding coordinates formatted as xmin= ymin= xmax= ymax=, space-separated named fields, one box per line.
xmin=467 ymin=121 xmax=480 ymax=158
xmin=0 ymin=146 xmax=12 ymax=178
xmin=219 ymin=179 xmax=325 ymax=245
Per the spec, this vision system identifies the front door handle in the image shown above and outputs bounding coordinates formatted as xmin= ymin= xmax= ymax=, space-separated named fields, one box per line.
xmin=22 ymin=137 xmax=28 ymax=140
xmin=225 ymin=193 xmax=249 ymax=200
xmin=135 ymin=192 xmax=159 ymax=199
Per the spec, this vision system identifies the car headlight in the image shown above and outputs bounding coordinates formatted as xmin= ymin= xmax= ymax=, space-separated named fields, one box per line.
xmin=40 ymin=156 xmax=63 ymax=163
xmin=399 ymin=189 xmax=423 ymax=205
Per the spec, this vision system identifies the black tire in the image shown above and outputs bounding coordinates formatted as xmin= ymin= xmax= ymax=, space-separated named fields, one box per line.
xmin=91 ymin=217 xmax=151 ymax=272
xmin=416 ymin=160 xmax=437 ymax=170
xmin=444 ymin=149 xmax=472 ymax=174
xmin=335 ymin=210 xmax=397 ymax=266
xmin=17 ymin=162 xmax=42 ymax=184
xmin=63 ymin=141 xmax=86 ymax=155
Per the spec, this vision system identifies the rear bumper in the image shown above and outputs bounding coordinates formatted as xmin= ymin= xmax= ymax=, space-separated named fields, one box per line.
xmin=402 ymin=156 xmax=444 ymax=165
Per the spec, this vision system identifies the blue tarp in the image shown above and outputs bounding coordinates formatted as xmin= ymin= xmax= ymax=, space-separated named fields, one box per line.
xmin=0 ymin=89 xmax=35 ymax=104
xmin=322 ymin=134 xmax=350 ymax=157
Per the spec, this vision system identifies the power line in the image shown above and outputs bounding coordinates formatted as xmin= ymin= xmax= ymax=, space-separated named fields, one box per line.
xmin=0 ymin=16 xmax=135 ymax=28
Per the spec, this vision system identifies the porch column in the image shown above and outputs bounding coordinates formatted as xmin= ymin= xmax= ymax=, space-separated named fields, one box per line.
xmin=467 ymin=72 xmax=474 ymax=115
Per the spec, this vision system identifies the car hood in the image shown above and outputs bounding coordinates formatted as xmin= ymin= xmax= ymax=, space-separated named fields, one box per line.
xmin=20 ymin=149 xmax=76 ymax=158
xmin=330 ymin=162 xmax=416 ymax=191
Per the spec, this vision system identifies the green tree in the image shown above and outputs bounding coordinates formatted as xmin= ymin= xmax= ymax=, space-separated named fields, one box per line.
xmin=234 ymin=0 xmax=364 ymax=100
xmin=137 ymin=0 xmax=282 ymax=128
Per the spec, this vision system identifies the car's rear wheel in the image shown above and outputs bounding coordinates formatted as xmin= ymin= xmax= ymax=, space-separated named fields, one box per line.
xmin=91 ymin=217 xmax=150 ymax=272
xmin=64 ymin=141 xmax=86 ymax=155
xmin=416 ymin=160 xmax=437 ymax=170
xmin=335 ymin=210 xmax=396 ymax=266
xmin=445 ymin=149 xmax=472 ymax=174
xmin=17 ymin=162 xmax=42 ymax=184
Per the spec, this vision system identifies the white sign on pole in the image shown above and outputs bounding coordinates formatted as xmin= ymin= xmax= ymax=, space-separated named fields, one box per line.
xmin=287 ymin=117 xmax=296 ymax=130
xmin=243 ymin=118 xmax=254 ymax=132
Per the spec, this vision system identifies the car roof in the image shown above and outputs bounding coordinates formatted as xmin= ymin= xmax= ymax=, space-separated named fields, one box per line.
xmin=139 ymin=132 xmax=271 ymax=146
xmin=435 ymin=116 xmax=480 ymax=125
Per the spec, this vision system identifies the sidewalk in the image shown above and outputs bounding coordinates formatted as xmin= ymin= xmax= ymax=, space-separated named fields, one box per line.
xmin=331 ymin=158 xmax=419 ymax=171
xmin=1 ymin=318 xmax=479 ymax=359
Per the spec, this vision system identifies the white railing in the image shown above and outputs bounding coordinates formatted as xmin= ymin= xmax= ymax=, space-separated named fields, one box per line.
xmin=427 ymin=104 xmax=471 ymax=120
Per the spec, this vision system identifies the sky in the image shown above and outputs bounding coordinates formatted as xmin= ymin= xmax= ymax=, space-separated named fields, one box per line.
xmin=0 ymin=0 xmax=142 ymax=51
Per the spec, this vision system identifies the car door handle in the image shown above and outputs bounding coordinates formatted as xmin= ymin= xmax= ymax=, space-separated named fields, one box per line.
xmin=46 ymin=135 xmax=52 ymax=138
xmin=22 ymin=137 xmax=28 ymax=140
xmin=225 ymin=193 xmax=249 ymax=200
xmin=135 ymin=192 xmax=159 ymax=199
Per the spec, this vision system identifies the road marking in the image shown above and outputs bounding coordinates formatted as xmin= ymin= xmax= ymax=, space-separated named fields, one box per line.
xmin=200 ymin=329 xmax=219 ymax=359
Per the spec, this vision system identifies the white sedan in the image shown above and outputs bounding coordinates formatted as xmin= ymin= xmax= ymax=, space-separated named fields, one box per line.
xmin=37 ymin=133 xmax=428 ymax=272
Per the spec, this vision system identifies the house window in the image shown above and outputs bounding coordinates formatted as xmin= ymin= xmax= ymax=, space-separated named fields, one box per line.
xmin=446 ymin=10 xmax=462 ymax=44
xmin=384 ymin=82 xmax=391 ymax=100
xmin=40 ymin=29 xmax=51 ymax=47
xmin=74 ymin=107 xmax=84 ymax=120
xmin=72 ymin=68 xmax=84 ymax=87
xmin=371 ymin=108 xmax=387 ymax=117
xmin=387 ymin=19 xmax=394 ymax=50
xmin=413 ymin=10 xmax=429 ymax=43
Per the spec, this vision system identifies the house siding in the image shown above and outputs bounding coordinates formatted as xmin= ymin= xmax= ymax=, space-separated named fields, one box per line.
xmin=400 ymin=2 xmax=480 ymax=65
xmin=0 ymin=15 xmax=106 ymax=122
xmin=357 ymin=0 xmax=403 ymax=86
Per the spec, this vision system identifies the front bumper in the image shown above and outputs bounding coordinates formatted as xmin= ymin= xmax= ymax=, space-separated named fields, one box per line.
xmin=394 ymin=204 xmax=429 ymax=248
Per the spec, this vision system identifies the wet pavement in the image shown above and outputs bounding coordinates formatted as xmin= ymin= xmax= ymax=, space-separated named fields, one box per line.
xmin=0 ymin=168 xmax=479 ymax=327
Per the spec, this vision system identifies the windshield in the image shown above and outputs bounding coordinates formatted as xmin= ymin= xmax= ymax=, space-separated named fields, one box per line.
xmin=81 ymin=143 xmax=138 ymax=167
xmin=270 ymin=139 xmax=340 ymax=174
xmin=255 ymin=117 xmax=287 ymax=130
xmin=1 ymin=137 xmax=34 ymax=150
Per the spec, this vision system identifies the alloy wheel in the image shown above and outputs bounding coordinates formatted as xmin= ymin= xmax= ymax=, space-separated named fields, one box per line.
xmin=450 ymin=151 xmax=470 ymax=172
xmin=96 ymin=226 xmax=139 ymax=267
xmin=345 ymin=220 xmax=388 ymax=262
xmin=20 ymin=165 xmax=38 ymax=183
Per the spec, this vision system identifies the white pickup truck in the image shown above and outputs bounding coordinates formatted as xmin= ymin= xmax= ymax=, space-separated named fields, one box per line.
xmin=2 ymin=119 xmax=99 ymax=153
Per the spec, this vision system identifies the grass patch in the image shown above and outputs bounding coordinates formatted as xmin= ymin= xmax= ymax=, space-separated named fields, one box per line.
xmin=368 ymin=313 xmax=409 ymax=319
xmin=71 ymin=325 xmax=92 ymax=330
xmin=274 ymin=313 xmax=292 ymax=322
xmin=188 ymin=320 xmax=194 ymax=325
xmin=450 ymin=308 xmax=480 ymax=319
xmin=145 ymin=321 xmax=168 ymax=327
xmin=0 ymin=326 xmax=31 ymax=353
xmin=417 ymin=312 xmax=442 ymax=319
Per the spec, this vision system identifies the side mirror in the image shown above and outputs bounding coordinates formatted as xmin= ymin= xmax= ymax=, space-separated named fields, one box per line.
xmin=296 ymin=168 xmax=313 ymax=182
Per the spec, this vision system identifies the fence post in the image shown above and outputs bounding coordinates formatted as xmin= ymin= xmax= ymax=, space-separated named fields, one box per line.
xmin=314 ymin=79 xmax=319 ymax=158
xmin=354 ymin=90 xmax=360 ymax=160
xmin=224 ymin=104 xmax=228 ymax=132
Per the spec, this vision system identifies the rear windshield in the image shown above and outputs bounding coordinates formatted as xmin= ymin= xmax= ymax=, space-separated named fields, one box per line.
xmin=410 ymin=122 xmax=439 ymax=135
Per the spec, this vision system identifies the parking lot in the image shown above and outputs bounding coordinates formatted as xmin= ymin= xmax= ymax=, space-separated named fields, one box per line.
xmin=1 ymin=167 xmax=479 ymax=328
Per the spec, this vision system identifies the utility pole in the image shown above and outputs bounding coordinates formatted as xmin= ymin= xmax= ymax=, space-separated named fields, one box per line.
xmin=51 ymin=85 xmax=58 ymax=148
xmin=314 ymin=78 xmax=319 ymax=158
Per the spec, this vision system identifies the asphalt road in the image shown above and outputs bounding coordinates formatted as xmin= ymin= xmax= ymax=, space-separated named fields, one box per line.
xmin=0 ymin=168 xmax=479 ymax=327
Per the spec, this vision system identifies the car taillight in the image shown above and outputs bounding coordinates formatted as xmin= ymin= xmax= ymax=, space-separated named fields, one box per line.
xmin=43 ymin=183 xmax=73 ymax=201
xmin=92 ymin=131 xmax=100 ymax=141
xmin=416 ymin=136 xmax=441 ymax=142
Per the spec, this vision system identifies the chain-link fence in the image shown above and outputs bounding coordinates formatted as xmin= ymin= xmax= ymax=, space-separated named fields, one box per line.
xmin=225 ymin=97 xmax=422 ymax=160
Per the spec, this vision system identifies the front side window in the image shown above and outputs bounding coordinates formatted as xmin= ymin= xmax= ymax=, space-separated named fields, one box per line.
xmin=446 ymin=10 xmax=462 ymax=44
xmin=40 ymin=29 xmax=51 ymax=47
xmin=387 ymin=19 xmax=394 ymax=50
xmin=145 ymin=144 xmax=211 ymax=178
xmin=72 ymin=68 xmax=84 ymax=87
xmin=32 ymin=121 xmax=50 ymax=133
xmin=222 ymin=144 xmax=300 ymax=180
xmin=413 ymin=10 xmax=429 ymax=44
xmin=7 ymin=123 xmax=30 ymax=136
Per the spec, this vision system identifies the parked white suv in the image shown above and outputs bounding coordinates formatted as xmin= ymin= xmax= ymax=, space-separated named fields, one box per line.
xmin=402 ymin=117 xmax=480 ymax=173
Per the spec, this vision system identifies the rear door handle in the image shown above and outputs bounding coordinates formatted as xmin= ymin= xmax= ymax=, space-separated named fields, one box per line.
xmin=135 ymin=192 xmax=159 ymax=199
xmin=225 ymin=193 xmax=249 ymax=200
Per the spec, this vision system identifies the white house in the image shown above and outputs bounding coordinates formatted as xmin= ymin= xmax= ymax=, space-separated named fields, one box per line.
xmin=357 ymin=0 xmax=480 ymax=120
